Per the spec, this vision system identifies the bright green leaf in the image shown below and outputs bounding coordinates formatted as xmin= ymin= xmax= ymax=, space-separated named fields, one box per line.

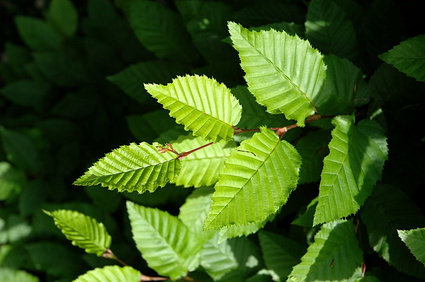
xmin=398 ymin=228 xmax=425 ymax=266
xmin=127 ymin=202 xmax=203 ymax=280
xmin=171 ymin=135 xmax=236 ymax=187
xmin=145 ymin=75 xmax=242 ymax=142
xmin=73 ymin=265 xmax=141 ymax=282
xmin=14 ymin=16 xmax=62 ymax=50
xmin=288 ymin=220 xmax=363 ymax=281
xmin=259 ymin=231 xmax=305 ymax=280
xmin=48 ymin=0 xmax=78 ymax=37
xmin=204 ymin=127 xmax=301 ymax=230
xmin=228 ymin=21 xmax=326 ymax=126
xmin=44 ymin=209 xmax=111 ymax=256
xmin=314 ymin=116 xmax=388 ymax=225
xmin=306 ymin=0 xmax=357 ymax=59
xmin=74 ymin=142 xmax=181 ymax=193
xmin=379 ymin=35 xmax=425 ymax=82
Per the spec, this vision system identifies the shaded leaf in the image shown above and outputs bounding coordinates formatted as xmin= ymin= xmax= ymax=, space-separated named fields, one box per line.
xmin=229 ymin=22 xmax=326 ymax=126
xmin=306 ymin=0 xmax=357 ymax=59
xmin=48 ymin=0 xmax=78 ymax=37
xmin=289 ymin=220 xmax=363 ymax=281
xmin=379 ymin=35 xmax=425 ymax=82
xmin=145 ymin=75 xmax=242 ymax=142
xmin=74 ymin=142 xmax=180 ymax=193
xmin=127 ymin=202 xmax=203 ymax=280
xmin=204 ymin=128 xmax=301 ymax=229
xmin=314 ymin=116 xmax=388 ymax=225
xmin=73 ymin=265 xmax=141 ymax=282
xmin=14 ymin=16 xmax=62 ymax=50
xmin=44 ymin=209 xmax=111 ymax=256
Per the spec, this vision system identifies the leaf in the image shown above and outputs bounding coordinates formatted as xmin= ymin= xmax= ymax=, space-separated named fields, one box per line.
xmin=73 ymin=265 xmax=141 ymax=282
xmin=0 ymin=268 xmax=39 ymax=282
xmin=127 ymin=0 xmax=200 ymax=63
xmin=295 ymin=130 xmax=330 ymax=184
xmin=201 ymin=235 xmax=263 ymax=281
xmin=361 ymin=184 xmax=425 ymax=278
xmin=0 ymin=127 xmax=40 ymax=173
xmin=74 ymin=142 xmax=181 ymax=193
xmin=0 ymin=80 xmax=49 ymax=108
xmin=228 ymin=22 xmax=326 ymax=126
xmin=48 ymin=0 xmax=78 ymax=37
xmin=217 ymin=219 xmax=272 ymax=243
xmin=288 ymin=220 xmax=363 ymax=281
xmin=306 ymin=0 xmax=357 ymax=59
xmin=171 ymin=135 xmax=236 ymax=187
xmin=44 ymin=209 xmax=111 ymax=256
xmin=398 ymin=228 xmax=425 ymax=266
xmin=127 ymin=202 xmax=203 ymax=280
xmin=14 ymin=16 xmax=62 ymax=50
xmin=204 ymin=127 xmax=301 ymax=230
xmin=0 ymin=162 xmax=26 ymax=201
xmin=107 ymin=61 xmax=189 ymax=104
xmin=314 ymin=116 xmax=388 ymax=226
xmin=317 ymin=55 xmax=369 ymax=115
xmin=145 ymin=75 xmax=242 ymax=142
xmin=379 ymin=35 xmax=425 ymax=82
xmin=258 ymin=231 xmax=305 ymax=280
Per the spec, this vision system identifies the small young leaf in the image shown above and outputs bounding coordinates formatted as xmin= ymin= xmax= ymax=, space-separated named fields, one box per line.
xmin=73 ymin=265 xmax=141 ymax=282
xmin=127 ymin=202 xmax=203 ymax=280
xmin=306 ymin=0 xmax=357 ymax=59
xmin=228 ymin=22 xmax=326 ymax=126
xmin=171 ymin=135 xmax=236 ymax=187
xmin=288 ymin=220 xmax=363 ymax=281
xmin=44 ymin=209 xmax=111 ymax=256
xmin=398 ymin=228 xmax=425 ymax=266
xmin=48 ymin=0 xmax=78 ymax=37
xmin=379 ymin=35 xmax=425 ymax=82
xmin=145 ymin=75 xmax=242 ymax=142
xmin=204 ymin=127 xmax=301 ymax=230
xmin=314 ymin=116 xmax=388 ymax=225
xmin=74 ymin=142 xmax=181 ymax=193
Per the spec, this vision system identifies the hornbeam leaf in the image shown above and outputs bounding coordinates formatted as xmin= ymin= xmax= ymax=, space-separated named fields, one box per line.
xmin=228 ymin=21 xmax=326 ymax=126
xmin=379 ymin=35 xmax=425 ymax=82
xmin=74 ymin=142 xmax=180 ymax=193
xmin=204 ymin=127 xmax=301 ymax=230
xmin=145 ymin=75 xmax=242 ymax=142
xmin=73 ymin=265 xmax=141 ymax=282
xmin=44 ymin=209 xmax=111 ymax=256
xmin=171 ymin=135 xmax=236 ymax=187
xmin=398 ymin=228 xmax=425 ymax=266
xmin=127 ymin=202 xmax=203 ymax=280
xmin=288 ymin=220 xmax=363 ymax=281
xmin=314 ymin=116 xmax=388 ymax=226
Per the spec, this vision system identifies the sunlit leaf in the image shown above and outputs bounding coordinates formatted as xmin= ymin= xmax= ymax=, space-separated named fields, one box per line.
xmin=398 ymin=228 xmax=425 ymax=266
xmin=73 ymin=265 xmax=141 ymax=282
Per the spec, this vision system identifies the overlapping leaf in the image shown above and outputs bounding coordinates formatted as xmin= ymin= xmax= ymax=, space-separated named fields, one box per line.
xmin=73 ymin=142 xmax=180 ymax=193
xmin=145 ymin=75 xmax=242 ymax=142
xmin=127 ymin=202 xmax=203 ymax=280
xmin=314 ymin=115 xmax=388 ymax=225
xmin=171 ymin=135 xmax=236 ymax=187
xmin=379 ymin=35 xmax=425 ymax=82
xmin=288 ymin=220 xmax=363 ymax=281
xmin=228 ymin=21 xmax=326 ymax=126
xmin=204 ymin=128 xmax=301 ymax=230
xmin=398 ymin=228 xmax=425 ymax=266
xmin=44 ymin=209 xmax=111 ymax=256
xmin=306 ymin=0 xmax=357 ymax=59
xmin=73 ymin=266 xmax=141 ymax=282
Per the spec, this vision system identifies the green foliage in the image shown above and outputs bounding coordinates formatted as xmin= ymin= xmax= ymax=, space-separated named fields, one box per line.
xmin=1 ymin=0 xmax=425 ymax=281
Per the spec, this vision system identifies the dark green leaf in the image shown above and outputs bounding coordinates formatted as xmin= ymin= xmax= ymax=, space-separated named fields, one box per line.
xmin=14 ymin=16 xmax=62 ymax=50
xmin=48 ymin=0 xmax=78 ymax=37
